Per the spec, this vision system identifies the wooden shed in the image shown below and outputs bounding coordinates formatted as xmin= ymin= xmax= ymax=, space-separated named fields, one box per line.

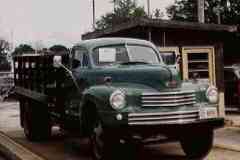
xmin=82 ymin=18 xmax=239 ymax=117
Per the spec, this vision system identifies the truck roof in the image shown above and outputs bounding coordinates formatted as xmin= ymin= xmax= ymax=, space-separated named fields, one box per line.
xmin=74 ymin=38 xmax=156 ymax=50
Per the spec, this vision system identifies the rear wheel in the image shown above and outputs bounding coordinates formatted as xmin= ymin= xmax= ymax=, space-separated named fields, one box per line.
xmin=180 ymin=129 xmax=213 ymax=159
xmin=23 ymin=100 xmax=51 ymax=141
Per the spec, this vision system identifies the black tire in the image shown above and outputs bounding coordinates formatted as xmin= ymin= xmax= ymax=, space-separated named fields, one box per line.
xmin=23 ymin=100 xmax=51 ymax=141
xmin=90 ymin=122 xmax=108 ymax=160
xmin=90 ymin=122 xmax=137 ymax=160
xmin=180 ymin=129 xmax=214 ymax=159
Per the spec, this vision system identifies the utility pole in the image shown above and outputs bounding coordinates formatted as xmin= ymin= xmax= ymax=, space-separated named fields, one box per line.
xmin=147 ymin=0 xmax=150 ymax=17
xmin=197 ymin=0 xmax=205 ymax=23
xmin=10 ymin=29 xmax=14 ymax=73
xmin=9 ymin=29 xmax=14 ymax=53
xmin=92 ymin=0 xmax=96 ymax=30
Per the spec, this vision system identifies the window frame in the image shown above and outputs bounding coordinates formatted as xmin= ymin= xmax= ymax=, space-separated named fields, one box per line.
xmin=91 ymin=43 xmax=162 ymax=67
xmin=72 ymin=46 xmax=90 ymax=69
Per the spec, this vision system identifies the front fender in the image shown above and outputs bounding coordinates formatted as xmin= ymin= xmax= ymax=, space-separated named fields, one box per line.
xmin=81 ymin=85 xmax=116 ymax=111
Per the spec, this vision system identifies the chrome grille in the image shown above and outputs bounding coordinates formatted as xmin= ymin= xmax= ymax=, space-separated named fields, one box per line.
xmin=141 ymin=90 xmax=196 ymax=107
xmin=128 ymin=110 xmax=199 ymax=125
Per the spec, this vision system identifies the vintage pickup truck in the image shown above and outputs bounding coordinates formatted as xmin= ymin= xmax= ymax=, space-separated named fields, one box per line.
xmin=14 ymin=38 xmax=224 ymax=160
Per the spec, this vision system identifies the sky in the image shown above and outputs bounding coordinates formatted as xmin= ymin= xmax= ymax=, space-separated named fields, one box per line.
xmin=0 ymin=0 xmax=174 ymax=48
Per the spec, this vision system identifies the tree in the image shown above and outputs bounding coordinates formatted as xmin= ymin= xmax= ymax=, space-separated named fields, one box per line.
xmin=49 ymin=45 xmax=68 ymax=53
xmin=12 ymin=44 xmax=35 ymax=55
xmin=33 ymin=40 xmax=45 ymax=52
xmin=153 ymin=9 xmax=164 ymax=19
xmin=0 ymin=39 xmax=11 ymax=71
xmin=0 ymin=39 xmax=10 ymax=56
xmin=96 ymin=0 xmax=147 ymax=30
xmin=166 ymin=0 xmax=240 ymax=25
xmin=167 ymin=0 xmax=198 ymax=22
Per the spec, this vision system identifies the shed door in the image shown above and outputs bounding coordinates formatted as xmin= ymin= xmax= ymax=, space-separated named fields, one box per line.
xmin=182 ymin=47 xmax=216 ymax=85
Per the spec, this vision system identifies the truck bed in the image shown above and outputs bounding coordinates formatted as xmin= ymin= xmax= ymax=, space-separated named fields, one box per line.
xmin=13 ymin=52 xmax=69 ymax=103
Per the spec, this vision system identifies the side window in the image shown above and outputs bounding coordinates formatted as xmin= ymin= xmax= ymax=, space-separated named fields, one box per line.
xmin=73 ymin=47 xmax=89 ymax=68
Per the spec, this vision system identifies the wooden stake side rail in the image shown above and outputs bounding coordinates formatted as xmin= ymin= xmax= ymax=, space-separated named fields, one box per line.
xmin=13 ymin=53 xmax=69 ymax=102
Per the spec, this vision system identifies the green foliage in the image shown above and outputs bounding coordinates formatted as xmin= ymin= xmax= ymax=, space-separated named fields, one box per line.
xmin=167 ymin=0 xmax=240 ymax=25
xmin=0 ymin=39 xmax=10 ymax=55
xmin=49 ymin=45 xmax=68 ymax=53
xmin=153 ymin=8 xmax=164 ymax=19
xmin=12 ymin=44 xmax=35 ymax=55
xmin=96 ymin=0 xmax=147 ymax=30
xmin=167 ymin=0 xmax=197 ymax=22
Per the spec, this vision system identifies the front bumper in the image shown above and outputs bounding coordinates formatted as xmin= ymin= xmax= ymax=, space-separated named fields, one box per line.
xmin=102 ymin=114 xmax=224 ymax=139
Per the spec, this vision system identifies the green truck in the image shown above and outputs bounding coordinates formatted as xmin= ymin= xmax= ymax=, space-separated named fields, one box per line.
xmin=14 ymin=38 xmax=224 ymax=159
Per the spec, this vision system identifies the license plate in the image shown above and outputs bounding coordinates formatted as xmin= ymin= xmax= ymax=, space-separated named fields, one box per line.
xmin=199 ymin=107 xmax=217 ymax=119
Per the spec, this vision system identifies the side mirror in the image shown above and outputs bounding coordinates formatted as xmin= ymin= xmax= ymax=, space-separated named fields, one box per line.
xmin=53 ymin=55 xmax=62 ymax=68
xmin=72 ymin=59 xmax=81 ymax=68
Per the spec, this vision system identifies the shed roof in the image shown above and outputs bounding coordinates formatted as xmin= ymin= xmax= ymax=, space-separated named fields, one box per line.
xmin=82 ymin=18 xmax=238 ymax=40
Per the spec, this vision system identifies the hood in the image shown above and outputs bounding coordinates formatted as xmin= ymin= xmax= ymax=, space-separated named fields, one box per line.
xmin=76 ymin=64 xmax=181 ymax=90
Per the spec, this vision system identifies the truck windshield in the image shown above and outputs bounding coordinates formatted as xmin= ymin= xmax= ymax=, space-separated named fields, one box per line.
xmin=92 ymin=45 xmax=161 ymax=66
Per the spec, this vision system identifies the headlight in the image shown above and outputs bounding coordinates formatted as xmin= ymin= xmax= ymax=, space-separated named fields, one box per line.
xmin=110 ymin=89 xmax=126 ymax=110
xmin=206 ymin=86 xmax=218 ymax=103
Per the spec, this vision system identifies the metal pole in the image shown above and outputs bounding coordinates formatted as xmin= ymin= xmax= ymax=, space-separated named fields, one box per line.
xmin=217 ymin=11 xmax=221 ymax=24
xmin=92 ymin=0 xmax=96 ymax=30
xmin=148 ymin=27 xmax=152 ymax=42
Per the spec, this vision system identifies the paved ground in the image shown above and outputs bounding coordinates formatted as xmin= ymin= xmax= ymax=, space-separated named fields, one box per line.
xmin=1 ymin=101 xmax=240 ymax=160
xmin=0 ymin=102 xmax=21 ymax=132
xmin=4 ymin=129 xmax=240 ymax=160
xmin=0 ymin=155 xmax=6 ymax=160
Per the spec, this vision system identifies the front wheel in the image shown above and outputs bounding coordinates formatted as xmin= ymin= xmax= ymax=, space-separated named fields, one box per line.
xmin=90 ymin=122 xmax=138 ymax=160
xmin=90 ymin=122 xmax=112 ymax=160
xmin=180 ymin=129 xmax=214 ymax=159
